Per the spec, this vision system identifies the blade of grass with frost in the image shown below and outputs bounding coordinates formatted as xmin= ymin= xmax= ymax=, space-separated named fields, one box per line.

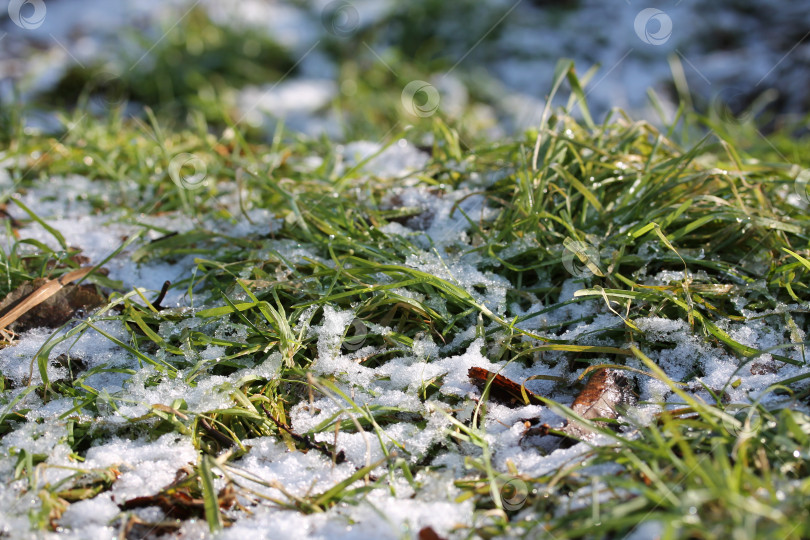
xmin=0 ymin=386 xmax=38 ymax=433
xmin=131 ymin=230 xmax=250 ymax=263
xmin=29 ymin=316 xmax=99 ymax=388
xmin=309 ymin=405 xmax=410 ymax=434
xmin=552 ymin=164 xmax=603 ymax=213
xmin=334 ymin=130 xmax=412 ymax=190
xmin=218 ymin=293 xmax=273 ymax=340
xmin=783 ymin=248 xmax=810 ymax=272
xmin=125 ymin=309 xmax=184 ymax=356
xmin=311 ymin=457 xmax=387 ymax=510
xmin=338 ymin=257 xmax=511 ymax=325
xmin=199 ymin=455 xmax=223 ymax=532
xmin=432 ymin=119 xmax=463 ymax=162
xmin=631 ymin=345 xmax=733 ymax=430
xmin=76 ymin=231 xmax=144 ymax=287
xmin=362 ymin=403 xmax=407 ymax=456
xmin=237 ymin=283 xmax=298 ymax=365
xmin=255 ymin=173 xmax=312 ymax=239
xmin=310 ymin=377 xmax=399 ymax=458
xmin=564 ymin=63 xmax=598 ymax=130
xmin=84 ymin=320 xmax=178 ymax=373
xmin=433 ymin=405 xmax=509 ymax=512
xmin=574 ymin=286 xmax=801 ymax=365
xmin=196 ymin=299 xmax=258 ymax=318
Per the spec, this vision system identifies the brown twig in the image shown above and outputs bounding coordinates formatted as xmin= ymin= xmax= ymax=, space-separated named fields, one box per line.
xmin=152 ymin=280 xmax=171 ymax=310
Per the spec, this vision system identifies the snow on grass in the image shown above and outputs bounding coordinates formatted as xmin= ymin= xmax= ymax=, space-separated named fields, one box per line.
xmin=2 ymin=124 xmax=809 ymax=537
xmin=2 ymin=7 xmax=810 ymax=531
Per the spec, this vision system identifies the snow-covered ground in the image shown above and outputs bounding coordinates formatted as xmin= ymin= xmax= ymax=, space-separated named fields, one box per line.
xmin=1 ymin=1 xmax=809 ymax=538
xmin=2 ymin=0 xmax=810 ymax=134
xmin=1 ymin=139 xmax=808 ymax=538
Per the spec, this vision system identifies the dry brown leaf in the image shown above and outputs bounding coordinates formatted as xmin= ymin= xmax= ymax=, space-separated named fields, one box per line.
xmin=467 ymin=367 xmax=545 ymax=406
xmin=418 ymin=526 xmax=447 ymax=540
xmin=521 ymin=368 xmax=636 ymax=444
xmin=562 ymin=368 xmax=635 ymax=439
xmin=0 ymin=267 xmax=104 ymax=333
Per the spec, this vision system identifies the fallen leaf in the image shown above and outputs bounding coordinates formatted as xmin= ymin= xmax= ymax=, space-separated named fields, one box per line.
xmin=750 ymin=361 xmax=779 ymax=375
xmin=522 ymin=368 xmax=636 ymax=444
xmin=0 ymin=268 xmax=104 ymax=333
xmin=468 ymin=367 xmax=544 ymax=406
xmin=418 ymin=526 xmax=447 ymax=540
xmin=562 ymin=368 xmax=635 ymax=439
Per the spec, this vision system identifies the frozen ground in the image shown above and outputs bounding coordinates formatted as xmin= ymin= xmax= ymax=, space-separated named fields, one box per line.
xmin=1 ymin=1 xmax=809 ymax=538
xmin=1 ymin=139 xmax=808 ymax=538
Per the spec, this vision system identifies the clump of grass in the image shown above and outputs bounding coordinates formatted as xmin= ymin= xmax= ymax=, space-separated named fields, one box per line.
xmin=1 ymin=60 xmax=809 ymax=537
xmin=40 ymin=8 xmax=295 ymax=120
xmin=460 ymin=383 xmax=810 ymax=539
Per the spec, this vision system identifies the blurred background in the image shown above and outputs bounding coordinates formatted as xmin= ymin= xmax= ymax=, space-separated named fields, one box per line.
xmin=1 ymin=0 xmax=809 ymax=144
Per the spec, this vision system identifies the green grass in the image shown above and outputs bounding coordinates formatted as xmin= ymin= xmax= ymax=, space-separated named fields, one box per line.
xmin=1 ymin=13 xmax=810 ymax=535
xmin=39 ymin=8 xmax=295 ymax=122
